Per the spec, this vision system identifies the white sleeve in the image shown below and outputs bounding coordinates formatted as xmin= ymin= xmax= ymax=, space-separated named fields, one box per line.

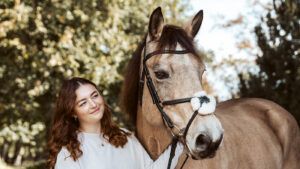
xmin=54 ymin=148 xmax=80 ymax=169
xmin=132 ymin=136 xmax=183 ymax=169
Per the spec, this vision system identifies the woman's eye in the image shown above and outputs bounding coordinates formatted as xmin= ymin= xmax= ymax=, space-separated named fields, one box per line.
xmin=93 ymin=94 xmax=99 ymax=98
xmin=154 ymin=70 xmax=169 ymax=79
xmin=79 ymin=102 xmax=86 ymax=107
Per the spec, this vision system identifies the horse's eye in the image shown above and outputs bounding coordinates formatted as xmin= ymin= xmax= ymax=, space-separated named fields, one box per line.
xmin=154 ymin=70 xmax=169 ymax=79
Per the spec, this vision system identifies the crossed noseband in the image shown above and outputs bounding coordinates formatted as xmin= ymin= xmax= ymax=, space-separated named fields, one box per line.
xmin=138 ymin=40 xmax=216 ymax=169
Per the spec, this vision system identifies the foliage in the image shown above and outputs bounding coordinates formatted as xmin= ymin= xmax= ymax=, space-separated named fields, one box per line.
xmin=0 ymin=0 xmax=190 ymax=166
xmin=239 ymin=0 xmax=300 ymax=125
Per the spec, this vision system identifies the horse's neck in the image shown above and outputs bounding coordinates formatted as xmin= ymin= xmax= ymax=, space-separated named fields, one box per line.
xmin=136 ymin=108 xmax=172 ymax=160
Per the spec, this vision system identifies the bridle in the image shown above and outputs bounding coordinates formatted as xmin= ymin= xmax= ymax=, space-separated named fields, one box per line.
xmin=138 ymin=39 xmax=211 ymax=169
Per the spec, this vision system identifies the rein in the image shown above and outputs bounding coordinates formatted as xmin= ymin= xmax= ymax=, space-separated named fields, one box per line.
xmin=138 ymin=40 xmax=210 ymax=169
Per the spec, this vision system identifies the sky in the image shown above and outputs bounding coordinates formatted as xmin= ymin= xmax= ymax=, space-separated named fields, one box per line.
xmin=189 ymin=0 xmax=272 ymax=100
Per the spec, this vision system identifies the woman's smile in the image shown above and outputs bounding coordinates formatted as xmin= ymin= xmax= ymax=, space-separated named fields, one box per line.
xmin=90 ymin=107 xmax=100 ymax=114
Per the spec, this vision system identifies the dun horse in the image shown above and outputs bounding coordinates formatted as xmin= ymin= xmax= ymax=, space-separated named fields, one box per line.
xmin=121 ymin=7 xmax=300 ymax=169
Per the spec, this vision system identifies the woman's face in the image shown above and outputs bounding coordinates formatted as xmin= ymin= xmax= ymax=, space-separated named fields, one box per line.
xmin=74 ymin=84 xmax=104 ymax=125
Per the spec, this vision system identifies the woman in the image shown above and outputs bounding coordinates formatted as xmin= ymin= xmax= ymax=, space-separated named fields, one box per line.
xmin=48 ymin=77 xmax=183 ymax=169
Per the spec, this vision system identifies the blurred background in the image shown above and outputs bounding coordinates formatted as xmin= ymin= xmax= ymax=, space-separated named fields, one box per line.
xmin=0 ymin=0 xmax=299 ymax=168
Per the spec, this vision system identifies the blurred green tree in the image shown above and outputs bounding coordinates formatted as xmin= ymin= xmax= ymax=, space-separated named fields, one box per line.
xmin=0 ymin=0 xmax=190 ymax=167
xmin=239 ymin=0 xmax=300 ymax=125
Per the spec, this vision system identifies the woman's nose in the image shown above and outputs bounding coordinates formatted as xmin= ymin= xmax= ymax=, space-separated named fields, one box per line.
xmin=89 ymin=99 xmax=97 ymax=108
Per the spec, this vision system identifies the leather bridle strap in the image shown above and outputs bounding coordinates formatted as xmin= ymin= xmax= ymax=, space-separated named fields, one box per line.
xmin=166 ymin=96 xmax=209 ymax=169
xmin=144 ymin=50 xmax=190 ymax=62
xmin=163 ymin=95 xmax=210 ymax=106
xmin=143 ymin=64 xmax=174 ymax=128
xmin=167 ymin=137 xmax=179 ymax=169
xmin=139 ymin=41 xmax=192 ymax=129
xmin=162 ymin=97 xmax=194 ymax=106
xmin=139 ymin=40 xmax=210 ymax=169
xmin=166 ymin=111 xmax=196 ymax=169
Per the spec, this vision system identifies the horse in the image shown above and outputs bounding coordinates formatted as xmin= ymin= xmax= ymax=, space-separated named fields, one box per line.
xmin=121 ymin=7 xmax=300 ymax=169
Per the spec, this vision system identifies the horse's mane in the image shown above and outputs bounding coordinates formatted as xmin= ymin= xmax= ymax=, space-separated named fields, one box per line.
xmin=120 ymin=25 xmax=200 ymax=126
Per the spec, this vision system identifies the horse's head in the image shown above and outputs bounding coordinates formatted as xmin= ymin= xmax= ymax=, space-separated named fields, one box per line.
xmin=139 ymin=7 xmax=224 ymax=159
xmin=121 ymin=7 xmax=224 ymax=160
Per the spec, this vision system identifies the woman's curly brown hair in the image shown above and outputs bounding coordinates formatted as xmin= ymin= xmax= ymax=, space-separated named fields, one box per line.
xmin=48 ymin=77 xmax=129 ymax=169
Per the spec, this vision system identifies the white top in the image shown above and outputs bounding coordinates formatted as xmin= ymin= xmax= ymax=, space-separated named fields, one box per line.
xmin=55 ymin=132 xmax=183 ymax=169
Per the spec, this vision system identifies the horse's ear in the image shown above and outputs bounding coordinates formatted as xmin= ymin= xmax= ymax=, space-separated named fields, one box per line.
xmin=185 ymin=10 xmax=203 ymax=38
xmin=148 ymin=7 xmax=164 ymax=40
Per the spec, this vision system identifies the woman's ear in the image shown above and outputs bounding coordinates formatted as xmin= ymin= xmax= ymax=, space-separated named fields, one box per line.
xmin=185 ymin=10 xmax=203 ymax=38
xmin=148 ymin=7 xmax=164 ymax=40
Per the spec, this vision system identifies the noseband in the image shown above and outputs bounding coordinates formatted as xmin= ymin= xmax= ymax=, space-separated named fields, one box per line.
xmin=138 ymin=40 xmax=211 ymax=169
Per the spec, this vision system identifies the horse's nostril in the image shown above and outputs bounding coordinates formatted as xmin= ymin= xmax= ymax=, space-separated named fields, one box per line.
xmin=195 ymin=134 xmax=211 ymax=148
xmin=194 ymin=134 xmax=223 ymax=159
